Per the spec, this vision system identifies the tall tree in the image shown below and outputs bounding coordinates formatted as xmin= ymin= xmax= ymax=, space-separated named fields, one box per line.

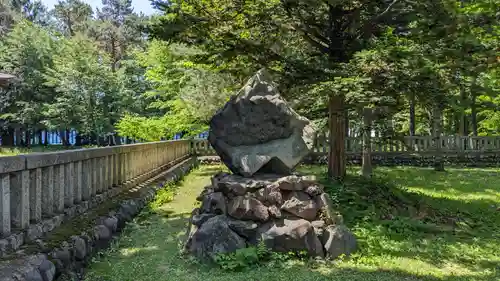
xmin=150 ymin=0 xmax=457 ymax=179
xmin=52 ymin=0 xmax=93 ymax=36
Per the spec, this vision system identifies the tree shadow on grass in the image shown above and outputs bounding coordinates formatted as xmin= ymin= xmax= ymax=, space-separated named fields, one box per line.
xmin=294 ymin=166 xmax=499 ymax=278
xmin=85 ymin=208 xmax=499 ymax=281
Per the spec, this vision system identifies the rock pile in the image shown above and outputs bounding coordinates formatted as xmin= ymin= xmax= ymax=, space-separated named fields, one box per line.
xmin=185 ymin=172 xmax=356 ymax=262
xmin=186 ymin=68 xmax=356 ymax=263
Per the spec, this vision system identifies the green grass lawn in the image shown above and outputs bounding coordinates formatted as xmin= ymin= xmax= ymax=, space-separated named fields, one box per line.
xmin=84 ymin=165 xmax=500 ymax=281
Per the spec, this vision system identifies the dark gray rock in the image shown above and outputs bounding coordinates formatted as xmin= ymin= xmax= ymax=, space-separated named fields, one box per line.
xmin=51 ymin=248 xmax=71 ymax=267
xmin=208 ymin=69 xmax=316 ymax=177
xmin=71 ymin=236 xmax=87 ymax=261
xmin=228 ymin=196 xmax=269 ymax=222
xmin=103 ymin=216 xmax=118 ymax=233
xmin=200 ymin=192 xmax=226 ymax=215
xmin=281 ymin=191 xmax=319 ymax=221
xmin=316 ymin=193 xmax=342 ymax=225
xmin=94 ymin=225 xmax=111 ymax=241
xmin=41 ymin=218 xmax=56 ymax=233
xmin=226 ymin=217 xmax=259 ymax=240
xmin=254 ymin=184 xmax=283 ymax=206
xmin=0 ymin=239 xmax=8 ymax=257
xmin=6 ymin=233 xmax=23 ymax=251
xmin=24 ymin=269 xmax=43 ymax=281
xmin=267 ymin=175 xmax=306 ymax=191
xmin=186 ymin=215 xmax=246 ymax=262
xmin=191 ymin=214 xmax=217 ymax=227
xmin=311 ymin=220 xmax=325 ymax=237
xmin=257 ymin=218 xmax=324 ymax=257
xmin=38 ymin=260 xmax=56 ymax=281
xmin=321 ymin=225 xmax=357 ymax=259
xmin=25 ymin=224 xmax=43 ymax=242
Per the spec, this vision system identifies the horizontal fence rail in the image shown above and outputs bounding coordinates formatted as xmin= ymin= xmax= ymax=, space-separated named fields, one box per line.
xmin=192 ymin=135 xmax=500 ymax=156
xmin=0 ymin=140 xmax=191 ymax=239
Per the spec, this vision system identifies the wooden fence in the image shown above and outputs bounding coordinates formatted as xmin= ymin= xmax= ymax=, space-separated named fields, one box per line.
xmin=2 ymin=135 xmax=499 ymax=249
xmin=0 ymin=140 xmax=191 ymax=240
xmin=192 ymin=135 xmax=500 ymax=156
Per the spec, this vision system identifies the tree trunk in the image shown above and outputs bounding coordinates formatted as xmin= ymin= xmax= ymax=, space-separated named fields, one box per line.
xmin=432 ymin=105 xmax=444 ymax=171
xmin=328 ymin=94 xmax=346 ymax=180
xmin=459 ymin=88 xmax=468 ymax=136
xmin=43 ymin=130 xmax=48 ymax=146
xmin=37 ymin=130 xmax=43 ymax=146
xmin=65 ymin=129 xmax=71 ymax=146
xmin=15 ymin=127 xmax=22 ymax=146
xmin=24 ymin=130 xmax=31 ymax=148
xmin=409 ymin=93 xmax=416 ymax=136
xmin=59 ymin=130 xmax=66 ymax=146
xmin=361 ymin=108 xmax=373 ymax=178
xmin=1 ymin=127 xmax=14 ymax=146
xmin=75 ymin=133 xmax=82 ymax=147
xmin=471 ymin=94 xmax=478 ymax=136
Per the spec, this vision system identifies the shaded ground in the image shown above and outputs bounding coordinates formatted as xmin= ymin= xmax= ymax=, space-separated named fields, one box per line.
xmin=84 ymin=165 xmax=500 ymax=281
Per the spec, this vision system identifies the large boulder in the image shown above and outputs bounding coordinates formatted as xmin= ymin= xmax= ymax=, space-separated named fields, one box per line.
xmin=281 ymin=191 xmax=319 ymax=221
xmin=321 ymin=225 xmax=357 ymax=259
xmin=208 ymin=69 xmax=316 ymax=177
xmin=257 ymin=218 xmax=324 ymax=257
xmin=228 ymin=196 xmax=269 ymax=222
xmin=186 ymin=215 xmax=247 ymax=262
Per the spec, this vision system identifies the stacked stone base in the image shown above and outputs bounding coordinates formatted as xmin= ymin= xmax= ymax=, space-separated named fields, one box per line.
xmin=185 ymin=173 xmax=356 ymax=262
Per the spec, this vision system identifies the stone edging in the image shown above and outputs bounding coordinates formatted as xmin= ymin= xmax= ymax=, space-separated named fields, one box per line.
xmin=0 ymin=154 xmax=192 ymax=260
xmin=0 ymin=156 xmax=198 ymax=281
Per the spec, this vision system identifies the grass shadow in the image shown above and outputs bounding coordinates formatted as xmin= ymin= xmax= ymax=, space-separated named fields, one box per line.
xmin=296 ymin=165 xmax=499 ymax=278
xmin=84 ymin=165 xmax=499 ymax=281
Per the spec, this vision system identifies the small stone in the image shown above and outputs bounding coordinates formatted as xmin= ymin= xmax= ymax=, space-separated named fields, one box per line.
xmin=52 ymin=215 xmax=64 ymax=228
xmin=25 ymin=224 xmax=44 ymax=242
xmin=71 ymin=236 xmax=87 ymax=261
xmin=200 ymin=192 xmax=227 ymax=215
xmin=304 ymin=185 xmax=324 ymax=197
xmin=94 ymin=225 xmax=111 ymax=241
xmin=41 ymin=218 xmax=56 ymax=233
xmin=311 ymin=220 xmax=325 ymax=237
xmin=269 ymin=175 xmax=304 ymax=191
xmin=24 ymin=269 xmax=43 ymax=281
xmin=103 ymin=216 xmax=119 ymax=233
xmin=51 ymin=248 xmax=71 ymax=267
xmin=321 ymin=225 xmax=357 ymax=259
xmin=228 ymin=196 xmax=269 ymax=222
xmin=34 ymin=239 xmax=49 ymax=253
xmin=281 ymin=191 xmax=319 ymax=221
xmin=39 ymin=260 xmax=56 ymax=281
xmin=226 ymin=217 xmax=259 ymax=240
xmin=7 ymin=233 xmax=24 ymax=251
xmin=191 ymin=214 xmax=217 ymax=227
xmin=268 ymin=205 xmax=282 ymax=218
xmin=316 ymin=193 xmax=338 ymax=225
xmin=63 ymin=206 xmax=77 ymax=220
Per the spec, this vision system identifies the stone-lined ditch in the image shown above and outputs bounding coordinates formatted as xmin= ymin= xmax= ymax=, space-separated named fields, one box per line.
xmin=0 ymin=157 xmax=197 ymax=281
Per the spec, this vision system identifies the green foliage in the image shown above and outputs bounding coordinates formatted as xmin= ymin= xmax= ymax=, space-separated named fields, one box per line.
xmin=85 ymin=165 xmax=500 ymax=280
xmin=149 ymin=181 xmax=178 ymax=209
xmin=116 ymin=113 xmax=168 ymax=142
xmin=214 ymin=240 xmax=306 ymax=272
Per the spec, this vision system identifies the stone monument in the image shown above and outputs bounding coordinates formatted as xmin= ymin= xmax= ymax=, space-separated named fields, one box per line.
xmin=185 ymin=69 xmax=356 ymax=262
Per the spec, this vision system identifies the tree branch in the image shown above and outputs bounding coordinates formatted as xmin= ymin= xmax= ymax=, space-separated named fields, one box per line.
xmin=375 ymin=0 xmax=401 ymax=19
